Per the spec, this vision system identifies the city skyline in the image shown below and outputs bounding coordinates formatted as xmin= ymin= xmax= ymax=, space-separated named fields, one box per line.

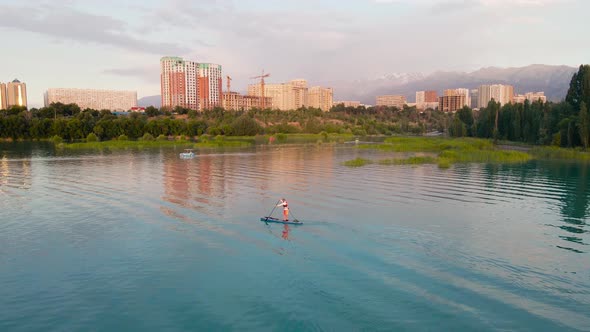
xmin=1 ymin=0 xmax=588 ymax=107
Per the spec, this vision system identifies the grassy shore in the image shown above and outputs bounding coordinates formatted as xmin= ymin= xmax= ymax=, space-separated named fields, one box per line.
xmin=360 ymin=137 xmax=494 ymax=152
xmin=343 ymin=158 xmax=373 ymax=167
xmin=60 ymin=133 xmax=355 ymax=150
xmin=62 ymin=137 xmax=254 ymax=150
xmin=530 ymin=146 xmax=590 ymax=161
xmin=346 ymin=137 xmax=533 ymax=168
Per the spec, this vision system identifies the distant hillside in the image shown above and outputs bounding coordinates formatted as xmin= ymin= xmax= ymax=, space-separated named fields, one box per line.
xmin=327 ymin=64 xmax=577 ymax=104
xmin=138 ymin=95 xmax=161 ymax=108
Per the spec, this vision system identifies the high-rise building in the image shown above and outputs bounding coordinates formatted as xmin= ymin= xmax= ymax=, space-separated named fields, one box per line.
xmin=478 ymin=84 xmax=514 ymax=108
xmin=161 ymin=56 xmax=198 ymax=110
xmin=444 ymin=88 xmax=470 ymax=108
xmin=197 ymin=63 xmax=223 ymax=110
xmin=416 ymin=90 xmax=438 ymax=110
xmin=0 ymin=83 xmax=6 ymax=110
xmin=308 ymin=86 xmax=333 ymax=111
xmin=416 ymin=90 xmax=438 ymax=103
xmin=470 ymin=89 xmax=479 ymax=109
xmin=439 ymin=95 xmax=466 ymax=113
xmin=376 ymin=95 xmax=406 ymax=109
xmin=161 ymin=57 xmax=222 ymax=111
xmin=44 ymin=88 xmax=137 ymax=111
xmin=248 ymin=79 xmax=309 ymax=110
xmin=6 ymin=79 xmax=27 ymax=108
xmin=416 ymin=91 xmax=424 ymax=105
xmin=513 ymin=92 xmax=547 ymax=104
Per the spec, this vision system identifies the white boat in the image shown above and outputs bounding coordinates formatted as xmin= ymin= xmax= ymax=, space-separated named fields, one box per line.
xmin=179 ymin=149 xmax=195 ymax=159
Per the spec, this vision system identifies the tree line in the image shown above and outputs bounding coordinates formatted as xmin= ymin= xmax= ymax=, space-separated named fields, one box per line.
xmin=1 ymin=64 xmax=589 ymax=147
xmin=448 ymin=65 xmax=590 ymax=149
xmin=0 ymin=102 xmax=451 ymax=141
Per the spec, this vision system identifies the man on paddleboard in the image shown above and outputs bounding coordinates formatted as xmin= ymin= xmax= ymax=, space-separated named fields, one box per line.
xmin=277 ymin=198 xmax=289 ymax=221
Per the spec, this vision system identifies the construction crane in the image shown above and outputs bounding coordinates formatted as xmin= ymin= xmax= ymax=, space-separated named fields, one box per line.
xmin=226 ymin=75 xmax=232 ymax=95
xmin=250 ymin=70 xmax=270 ymax=110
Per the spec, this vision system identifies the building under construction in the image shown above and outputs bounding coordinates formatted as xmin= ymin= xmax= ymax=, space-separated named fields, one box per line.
xmin=222 ymin=92 xmax=272 ymax=111
xmin=439 ymin=95 xmax=466 ymax=113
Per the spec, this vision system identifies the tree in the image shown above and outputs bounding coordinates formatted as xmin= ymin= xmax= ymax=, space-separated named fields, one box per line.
xmin=231 ymin=115 xmax=262 ymax=136
xmin=145 ymin=106 xmax=161 ymax=117
xmin=87 ymin=133 xmax=98 ymax=142
xmin=566 ymin=65 xmax=590 ymax=112
xmin=449 ymin=116 xmax=467 ymax=137
xmin=579 ymin=102 xmax=589 ymax=149
xmin=456 ymin=106 xmax=474 ymax=136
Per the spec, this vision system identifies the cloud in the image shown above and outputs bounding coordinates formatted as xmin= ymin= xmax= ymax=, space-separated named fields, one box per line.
xmin=3 ymin=0 xmax=587 ymax=107
xmin=0 ymin=2 xmax=192 ymax=55
xmin=373 ymin=0 xmax=568 ymax=7
xmin=103 ymin=66 xmax=160 ymax=83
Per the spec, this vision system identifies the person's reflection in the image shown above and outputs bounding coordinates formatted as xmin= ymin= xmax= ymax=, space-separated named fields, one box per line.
xmin=282 ymin=225 xmax=290 ymax=240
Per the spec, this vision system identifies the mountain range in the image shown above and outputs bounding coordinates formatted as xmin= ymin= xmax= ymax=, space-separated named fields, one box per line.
xmin=138 ymin=64 xmax=577 ymax=107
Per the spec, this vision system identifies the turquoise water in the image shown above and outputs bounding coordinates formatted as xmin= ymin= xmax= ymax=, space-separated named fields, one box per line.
xmin=0 ymin=142 xmax=589 ymax=331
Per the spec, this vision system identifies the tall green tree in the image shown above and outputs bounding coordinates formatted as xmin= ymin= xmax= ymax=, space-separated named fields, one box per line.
xmin=449 ymin=116 xmax=467 ymax=137
xmin=566 ymin=64 xmax=590 ymax=112
xmin=579 ymin=102 xmax=589 ymax=149
xmin=456 ymin=106 xmax=474 ymax=136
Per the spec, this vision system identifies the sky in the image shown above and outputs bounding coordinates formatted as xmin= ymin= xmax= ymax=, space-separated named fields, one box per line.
xmin=1 ymin=0 xmax=589 ymax=107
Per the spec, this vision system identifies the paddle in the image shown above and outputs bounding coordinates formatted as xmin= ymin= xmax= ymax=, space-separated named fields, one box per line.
xmin=288 ymin=210 xmax=301 ymax=223
xmin=265 ymin=199 xmax=281 ymax=221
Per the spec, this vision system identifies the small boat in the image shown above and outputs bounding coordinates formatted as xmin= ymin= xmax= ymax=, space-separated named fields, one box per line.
xmin=260 ymin=216 xmax=303 ymax=225
xmin=179 ymin=149 xmax=195 ymax=159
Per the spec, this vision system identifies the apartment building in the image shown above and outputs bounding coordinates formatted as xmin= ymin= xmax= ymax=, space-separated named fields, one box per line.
xmin=416 ymin=90 xmax=438 ymax=110
xmin=334 ymin=101 xmax=361 ymax=108
xmin=416 ymin=90 xmax=438 ymax=103
xmin=161 ymin=56 xmax=197 ymax=110
xmin=444 ymin=88 xmax=471 ymax=108
xmin=470 ymin=89 xmax=479 ymax=109
xmin=45 ymin=88 xmax=137 ymax=111
xmin=478 ymin=84 xmax=514 ymax=108
xmin=308 ymin=86 xmax=333 ymax=111
xmin=6 ymin=79 xmax=27 ymax=108
xmin=248 ymin=79 xmax=309 ymax=110
xmin=161 ymin=56 xmax=223 ymax=111
xmin=376 ymin=95 xmax=406 ymax=109
xmin=513 ymin=92 xmax=547 ymax=104
xmin=439 ymin=95 xmax=467 ymax=113
xmin=197 ymin=63 xmax=223 ymax=110
xmin=0 ymin=83 xmax=6 ymax=110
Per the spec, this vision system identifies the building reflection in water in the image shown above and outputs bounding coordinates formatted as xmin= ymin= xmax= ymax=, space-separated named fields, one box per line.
xmin=0 ymin=157 xmax=32 ymax=192
xmin=162 ymin=146 xmax=335 ymax=221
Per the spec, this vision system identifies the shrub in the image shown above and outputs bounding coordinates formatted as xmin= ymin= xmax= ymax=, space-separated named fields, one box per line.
xmin=117 ymin=134 xmax=128 ymax=141
xmin=156 ymin=134 xmax=167 ymax=141
xmin=343 ymin=158 xmax=372 ymax=167
xmin=86 ymin=133 xmax=98 ymax=142
xmin=199 ymin=134 xmax=211 ymax=143
xmin=352 ymin=128 xmax=367 ymax=136
xmin=51 ymin=135 xmax=63 ymax=144
xmin=142 ymin=133 xmax=155 ymax=141
xmin=207 ymin=127 xmax=223 ymax=136
xmin=276 ymin=133 xmax=287 ymax=143
xmin=437 ymin=158 xmax=451 ymax=169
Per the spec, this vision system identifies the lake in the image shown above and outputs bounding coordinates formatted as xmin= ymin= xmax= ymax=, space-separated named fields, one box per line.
xmin=0 ymin=142 xmax=589 ymax=331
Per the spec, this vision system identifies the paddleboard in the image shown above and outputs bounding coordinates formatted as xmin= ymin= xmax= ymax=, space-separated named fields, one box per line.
xmin=260 ymin=217 xmax=303 ymax=225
